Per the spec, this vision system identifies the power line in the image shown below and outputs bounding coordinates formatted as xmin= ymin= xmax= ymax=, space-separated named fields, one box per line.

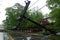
xmin=29 ymin=4 xmax=47 ymax=11
xmin=37 ymin=4 xmax=47 ymax=11
xmin=29 ymin=0 xmax=39 ymax=8
xmin=28 ymin=0 xmax=47 ymax=11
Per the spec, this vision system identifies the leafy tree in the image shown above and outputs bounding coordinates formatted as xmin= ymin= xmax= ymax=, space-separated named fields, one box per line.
xmin=49 ymin=8 xmax=60 ymax=32
xmin=3 ymin=3 xmax=24 ymax=29
xmin=47 ymin=0 xmax=60 ymax=10
xmin=46 ymin=0 xmax=60 ymax=32
xmin=45 ymin=1 xmax=60 ymax=40
xmin=3 ymin=4 xmax=43 ymax=29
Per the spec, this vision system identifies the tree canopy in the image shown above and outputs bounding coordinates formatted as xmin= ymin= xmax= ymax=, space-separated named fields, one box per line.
xmin=47 ymin=0 xmax=60 ymax=9
xmin=46 ymin=0 xmax=60 ymax=32
xmin=3 ymin=3 xmax=43 ymax=29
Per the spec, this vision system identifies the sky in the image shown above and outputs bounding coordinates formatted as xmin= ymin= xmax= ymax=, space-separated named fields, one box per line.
xmin=0 ymin=0 xmax=51 ymax=24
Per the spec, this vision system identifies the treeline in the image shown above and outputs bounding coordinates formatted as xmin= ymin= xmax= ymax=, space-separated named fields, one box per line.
xmin=3 ymin=4 xmax=43 ymax=30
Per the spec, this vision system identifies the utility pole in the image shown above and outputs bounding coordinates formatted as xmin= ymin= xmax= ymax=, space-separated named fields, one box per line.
xmin=12 ymin=1 xmax=31 ymax=30
xmin=12 ymin=0 xmax=56 ymax=35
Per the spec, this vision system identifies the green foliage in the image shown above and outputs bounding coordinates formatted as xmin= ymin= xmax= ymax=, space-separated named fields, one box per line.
xmin=3 ymin=4 xmax=24 ymax=29
xmin=46 ymin=0 xmax=60 ymax=9
xmin=18 ymin=10 xmax=43 ymax=29
xmin=30 ymin=11 xmax=43 ymax=22
xmin=3 ymin=5 xmax=43 ymax=29
xmin=49 ymin=8 xmax=60 ymax=32
xmin=47 ymin=0 xmax=60 ymax=32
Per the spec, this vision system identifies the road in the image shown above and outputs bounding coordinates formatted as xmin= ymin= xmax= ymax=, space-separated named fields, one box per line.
xmin=0 ymin=32 xmax=14 ymax=40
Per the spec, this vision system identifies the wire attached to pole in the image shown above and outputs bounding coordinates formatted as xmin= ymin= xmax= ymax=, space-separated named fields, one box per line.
xmin=29 ymin=0 xmax=39 ymax=8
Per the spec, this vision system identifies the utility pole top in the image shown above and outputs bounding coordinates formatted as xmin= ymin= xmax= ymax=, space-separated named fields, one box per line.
xmin=25 ymin=0 xmax=30 ymax=4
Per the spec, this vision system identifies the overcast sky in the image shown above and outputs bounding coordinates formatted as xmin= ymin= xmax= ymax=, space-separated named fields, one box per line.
xmin=0 ymin=0 xmax=51 ymax=24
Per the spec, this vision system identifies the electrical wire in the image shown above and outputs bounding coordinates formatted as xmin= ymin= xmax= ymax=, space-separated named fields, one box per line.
xmin=29 ymin=0 xmax=39 ymax=8
xmin=37 ymin=4 xmax=47 ymax=10
xmin=28 ymin=0 xmax=47 ymax=11
xmin=29 ymin=4 xmax=47 ymax=11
